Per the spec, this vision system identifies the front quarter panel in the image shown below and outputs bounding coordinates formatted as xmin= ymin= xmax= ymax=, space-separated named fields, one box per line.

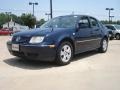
xmin=45 ymin=28 xmax=75 ymax=48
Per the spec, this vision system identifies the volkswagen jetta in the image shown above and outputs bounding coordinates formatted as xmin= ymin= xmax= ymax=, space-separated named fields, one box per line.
xmin=7 ymin=15 xmax=109 ymax=65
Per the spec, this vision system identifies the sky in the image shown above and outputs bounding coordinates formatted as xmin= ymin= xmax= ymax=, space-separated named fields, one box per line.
xmin=0 ymin=0 xmax=120 ymax=21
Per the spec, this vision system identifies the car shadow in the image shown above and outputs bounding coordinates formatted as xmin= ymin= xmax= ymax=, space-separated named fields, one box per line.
xmin=4 ymin=57 xmax=58 ymax=70
xmin=73 ymin=50 xmax=99 ymax=62
xmin=4 ymin=50 xmax=99 ymax=70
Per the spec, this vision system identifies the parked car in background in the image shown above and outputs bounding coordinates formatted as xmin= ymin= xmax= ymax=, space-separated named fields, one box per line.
xmin=105 ymin=27 xmax=115 ymax=40
xmin=105 ymin=24 xmax=120 ymax=40
xmin=0 ymin=28 xmax=13 ymax=35
xmin=102 ymin=25 xmax=113 ymax=40
xmin=7 ymin=15 xmax=109 ymax=65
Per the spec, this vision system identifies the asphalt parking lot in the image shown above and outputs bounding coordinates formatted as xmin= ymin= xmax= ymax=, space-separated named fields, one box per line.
xmin=0 ymin=36 xmax=120 ymax=90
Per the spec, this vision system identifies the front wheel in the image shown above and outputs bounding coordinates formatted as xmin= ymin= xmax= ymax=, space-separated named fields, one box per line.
xmin=56 ymin=42 xmax=73 ymax=65
xmin=98 ymin=38 xmax=108 ymax=53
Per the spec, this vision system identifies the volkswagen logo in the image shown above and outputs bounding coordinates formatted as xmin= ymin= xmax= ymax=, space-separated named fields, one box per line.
xmin=16 ymin=36 xmax=21 ymax=42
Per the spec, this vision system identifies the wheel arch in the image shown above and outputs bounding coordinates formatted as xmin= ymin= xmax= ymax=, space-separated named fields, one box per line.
xmin=115 ymin=33 xmax=120 ymax=40
xmin=57 ymin=37 xmax=75 ymax=54
xmin=103 ymin=35 xmax=109 ymax=41
xmin=115 ymin=33 xmax=120 ymax=36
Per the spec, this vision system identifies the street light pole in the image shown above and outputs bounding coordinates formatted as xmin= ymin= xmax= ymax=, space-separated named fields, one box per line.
xmin=33 ymin=3 xmax=35 ymax=16
xmin=108 ymin=9 xmax=110 ymax=22
xmin=5 ymin=12 xmax=12 ymax=28
xmin=106 ymin=8 xmax=114 ymax=23
xmin=50 ymin=0 xmax=53 ymax=19
xmin=29 ymin=2 xmax=38 ymax=16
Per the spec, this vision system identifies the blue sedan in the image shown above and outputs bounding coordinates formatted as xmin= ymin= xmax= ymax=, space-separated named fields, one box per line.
xmin=7 ymin=15 xmax=109 ymax=65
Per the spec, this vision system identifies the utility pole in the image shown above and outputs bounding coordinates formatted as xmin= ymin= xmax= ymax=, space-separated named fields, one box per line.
xmin=110 ymin=16 xmax=114 ymax=23
xmin=106 ymin=8 xmax=114 ymax=23
xmin=50 ymin=0 xmax=53 ymax=19
xmin=29 ymin=2 xmax=38 ymax=16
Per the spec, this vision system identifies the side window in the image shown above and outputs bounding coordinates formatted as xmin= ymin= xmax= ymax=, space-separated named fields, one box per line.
xmin=78 ymin=17 xmax=90 ymax=28
xmin=90 ymin=18 xmax=99 ymax=28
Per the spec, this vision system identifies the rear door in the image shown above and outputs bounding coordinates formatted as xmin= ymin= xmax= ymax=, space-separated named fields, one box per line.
xmin=75 ymin=16 xmax=93 ymax=53
xmin=89 ymin=17 xmax=102 ymax=49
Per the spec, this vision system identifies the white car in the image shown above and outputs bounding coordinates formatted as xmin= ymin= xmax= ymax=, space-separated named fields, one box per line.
xmin=105 ymin=24 xmax=120 ymax=40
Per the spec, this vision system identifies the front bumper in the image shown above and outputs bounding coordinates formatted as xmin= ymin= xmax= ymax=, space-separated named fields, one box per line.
xmin=7 ymin=42 xmax=56 ymax=61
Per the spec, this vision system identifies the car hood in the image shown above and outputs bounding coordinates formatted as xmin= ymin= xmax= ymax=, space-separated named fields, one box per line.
xmin=13 ymin=28 xmax=74 ymax=37
xmin=13 ymin=28 xmax=53 ymax=37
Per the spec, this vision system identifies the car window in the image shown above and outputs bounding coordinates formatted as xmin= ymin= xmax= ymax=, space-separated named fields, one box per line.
xmin=90 ymin=18 xmax=99 ymax=28
xmin=106 ymin=26 xmax=115 ymax=30
xmin=78 ymin=17 xmax=90 ymax=28
xmin=41 ymin=16 xmax=78 ymax=29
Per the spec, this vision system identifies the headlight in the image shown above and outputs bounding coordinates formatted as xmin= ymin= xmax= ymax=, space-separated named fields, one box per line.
xmin=29 ymin=36 xmax=44 ymax=44
xmin=9 ymin=36 xmax=13 ymax=41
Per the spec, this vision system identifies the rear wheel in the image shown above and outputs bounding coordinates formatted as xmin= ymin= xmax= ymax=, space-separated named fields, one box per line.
xmin=98 ymin=38 xmax=108 ymax=53
xmin=56 ymin=42 xmax=73 ymax=65
xmin=115 ymin=34 xmax=120 ymax=40
xmin=109 ymin=36 xmax=114 ymax=40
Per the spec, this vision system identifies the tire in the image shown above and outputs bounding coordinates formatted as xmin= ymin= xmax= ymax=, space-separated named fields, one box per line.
xmin=115 ymin=34 xmax=120 ymax=40
xmin=98 ymin=38 xmax=108 ymax=53
xmin=109 ymin=37 xmax=114 ymax=40
xmin=56 ymin=41 xmax=73 ymax=65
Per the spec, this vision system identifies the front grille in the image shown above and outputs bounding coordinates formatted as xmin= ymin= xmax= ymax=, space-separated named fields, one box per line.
xmin=27 ymin=53 xmax=39 ymax=58
xmin=12 ymin=36 xmax=31 ymax=44
xmin=11 ymin=51 xmax=25 ymax=57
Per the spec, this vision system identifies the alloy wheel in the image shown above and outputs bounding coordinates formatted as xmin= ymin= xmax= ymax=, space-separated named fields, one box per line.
xmin=60 ymin=45 xmax=72 ymax=63
xmin=102 ymin=39 xmax=108 ymax=52
xmin=116 ymin=34 xmax=120 ymax=40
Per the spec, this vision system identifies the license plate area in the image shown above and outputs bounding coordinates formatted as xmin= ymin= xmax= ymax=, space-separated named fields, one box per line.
xmin=12 ymin=44 xmax=19 ymax=51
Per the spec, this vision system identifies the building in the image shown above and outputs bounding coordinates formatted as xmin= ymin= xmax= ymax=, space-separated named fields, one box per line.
xmin=2 ymin=19 xmax=28 ymax=31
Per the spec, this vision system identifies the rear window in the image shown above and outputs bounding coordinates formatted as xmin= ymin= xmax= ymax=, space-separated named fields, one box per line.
xmin=90 ymin=18 xmax=99 ymax=28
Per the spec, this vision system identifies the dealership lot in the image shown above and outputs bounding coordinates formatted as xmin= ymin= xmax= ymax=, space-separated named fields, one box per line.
xmin=0 ymin=36 xmax=120 ymax=90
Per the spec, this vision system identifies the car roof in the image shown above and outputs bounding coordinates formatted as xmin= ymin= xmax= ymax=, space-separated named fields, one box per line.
xmin=58 ymin=15 xmax=96 ymax=19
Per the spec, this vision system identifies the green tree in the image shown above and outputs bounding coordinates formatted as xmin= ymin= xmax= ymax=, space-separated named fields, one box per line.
xmin=0 ymin=13 xmax=21 ymax=28
xmin=116 ymin=20 xmax=120 ymax=25
xmin=0 ymin=13 xmax=9 ymax=28
xmin=20 ymin=14 xmax=36 ymax=28
xmin=101 ymin=20 xmax=120 ymax=25
xmin=36 ymin=19 xmax=46 ymax=28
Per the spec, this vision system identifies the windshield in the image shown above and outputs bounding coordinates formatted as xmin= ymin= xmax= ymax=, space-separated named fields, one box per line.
xmin=115 ymin=25 xmax=120 ymax=30
xmin=106 ymin=25 xmax=115 ymax=30
xmin=41 ymin=16 xmax=78 ymax=29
